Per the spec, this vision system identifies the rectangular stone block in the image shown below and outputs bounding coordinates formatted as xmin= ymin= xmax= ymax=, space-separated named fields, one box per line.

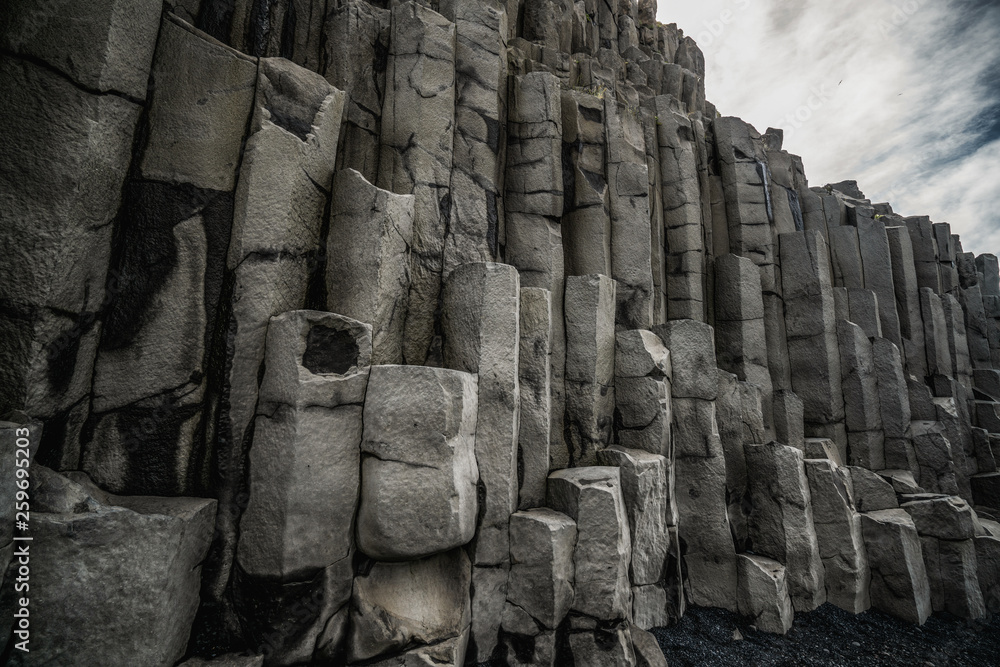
xmin=737 ymin=555 xmax=794 ymax=635
xmin=886 ymin=225 xmax=928 ymax=379
xmin=861 ymin=509 xmax=932 ymax=625
xmin=547 ymin=467 xmax=632 ymax=621
xmin=919 ymin=536 xmax=986 ymax=619
xmin=745 ymin=442 xmax=826 ymax=612
xmin=518 ymin=288 xmax=553 ymax=509
xmin=598 ymin=446 xmax=670 ymax=587
xmin=443 ymin=262 xmax=520 ymax=566
xmin=508 ymin=509 xmax=577 ymax=629
xmin=379 ymin=1 xmax=456 ymax=365
xmin=358 ymin=365 xmax=478 ymax=561
xmin=564 ymin=274 xmax=617 ymax=466
xmin=327 ymin=168 xmax=414 ymax=365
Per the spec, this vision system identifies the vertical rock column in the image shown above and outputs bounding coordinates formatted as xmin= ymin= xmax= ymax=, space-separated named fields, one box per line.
xmin=322 ymin=0 xmax=390 ymax=183
xmin=744 ymin=442 xmax=826 ymax=612
xmin=906 ymin=216 xmax=942 ymax=294
xmin=561 ymin=89 xmax=612 ymax=278
xmin=502 ymin=508 xmax=577 ymax=664
xmin=886 ymin=225 xmax=929 ymax=380
xmin=874 ymin=338 xmax=918 ymax=475
xmin=714 ymin=117 xmax=791 ymax=392
xmin=598 ymin=446 xmax=673 ymax=629
xmin=855 ymin=214 xmax=903 ymax=348
xmin=655 ymin=96 xmax=707 ymax=322
xmin=654 ymin=319 xmax=738 ymax=611
xmin=921 ymin=288 xmax=954 ymax=392
xmin=85 ymin=15 xmax=257 ymax=499
xmin=441 ymin=0 xmax=508 ymax=273
xmin=861 ymin=509 xmax=933 ymax=625
xmin=0 ymin=0 xmax=160 ymax=468
xmin=209 ymin=59 xmax=347 ymax=607
xmin=518 ymin=288 xmax=553 ymax=509
xmin=714 ymin=253 xmax=774 ymax=431
xmin=804 ymin=459 xmax=871 ymax=613
xmin=379 ymin=1 xmax=457 ymax=365
xmin=351 ymin=365 xmax=479 ymax=664
xmin=640 ymin=101 xmax=668 ymax=326
xmin=780 ymin=230 xmax=847 ymax=458
xmin=547 ymin=466 xmax=633 ymax=621
xmin=442 ymin=262 xmax=520 ymax=663
xmin=838 ymin=321 xmax=885 ymax=470
xmin=235 ymin=312 xmax=372 ymax=664
xmin=963 ymin=284 xmax=992 ymax=371
xmin=613 ymin=330 xmax=671 ymax=457
xmin=564 ymin=274 xmax=617 ymax=467
xmin=326 ymin=169 xmax=415 ymax=365
xmin=977 ymin=254 xmax=1000 ymax=368
xmin=606 ymin=98 xmax=653 ymax=328
xmin=902 ymin=496 xmax=986 ymax=620
xmin=504 ymin=71 xmax=567 ymax=471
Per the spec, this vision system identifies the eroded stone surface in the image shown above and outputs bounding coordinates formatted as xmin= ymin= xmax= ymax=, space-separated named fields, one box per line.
xmin=357 ymin=365 xmax=479 ymax=561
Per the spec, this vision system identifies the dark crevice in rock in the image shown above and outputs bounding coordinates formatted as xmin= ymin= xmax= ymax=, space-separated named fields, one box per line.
xmin=303 ymin=325 xmax=361 ymax=375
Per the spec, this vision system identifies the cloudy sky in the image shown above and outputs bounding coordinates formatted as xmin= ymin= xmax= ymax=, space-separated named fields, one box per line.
xmin=657 ymin=0 xmax=1000 ymax=256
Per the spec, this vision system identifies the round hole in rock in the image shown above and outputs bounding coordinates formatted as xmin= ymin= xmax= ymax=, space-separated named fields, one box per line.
xmin=302 ymin=325 xmax=360 ymax=375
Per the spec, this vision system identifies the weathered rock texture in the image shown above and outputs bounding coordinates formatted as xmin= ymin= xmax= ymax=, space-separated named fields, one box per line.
xmin=3 ymin=0 xmax=1000 ymax=664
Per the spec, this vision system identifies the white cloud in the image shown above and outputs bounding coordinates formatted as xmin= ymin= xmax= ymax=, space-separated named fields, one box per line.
xmin=657 ymin=0 xmax=1000 ymax=255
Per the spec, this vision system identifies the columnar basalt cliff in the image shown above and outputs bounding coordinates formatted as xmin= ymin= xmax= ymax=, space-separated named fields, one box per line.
xmin=2 ymin=0 xmax=1000 ymax=665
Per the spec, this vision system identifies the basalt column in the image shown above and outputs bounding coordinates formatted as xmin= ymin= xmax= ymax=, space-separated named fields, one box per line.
xmin=379 ymin=1 xmax=457 ymax=365
xmin=442 ymin=262 xmax=521 ymax=662
xmin=504 ymin=71 xmax=567 ymax=470
xmin=0 ymin=0 xmax=161 ymax=470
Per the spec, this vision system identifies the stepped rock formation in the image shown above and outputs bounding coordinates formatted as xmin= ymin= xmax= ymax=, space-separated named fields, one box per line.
xmin=2 ymin=0 xmax=1000 ymax=664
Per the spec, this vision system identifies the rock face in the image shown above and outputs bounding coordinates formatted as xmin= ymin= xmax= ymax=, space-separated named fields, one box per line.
xmin=6 ymin=0 xmax=1000 ymax=664
xmin=745 ymin=442 xmax=826 ymax=612
xmin=326 ymin=169 xmax=414 ymax=365
xmin=804 ymin=459 xmax=871 ymax=613
xmin=547 ymin=467 xmax=633 ymax=621
xmin=234 ymin=312 xmax=370 ymax=663
xmin=379 ymin=1 xmax=456 ymax=366
xmin=357 ymin=365 xmax=479 ymax=561
xmin=12 ymin=467 xmax=215 ymax=667
xmin=348 ymin=549 xmax=472 ymax=663
xmin=737 ymin=554 xmax=795 ymax=635
xmin=861 ymin=509 xmax=933 ymax=625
